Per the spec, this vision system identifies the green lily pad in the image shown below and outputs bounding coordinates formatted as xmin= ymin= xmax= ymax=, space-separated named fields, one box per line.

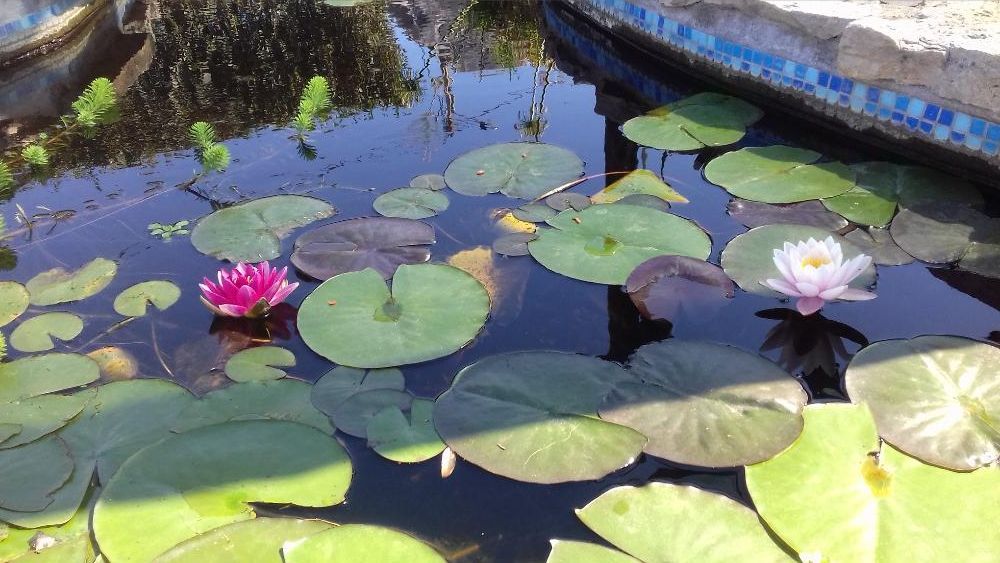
xmin=224 ymin=346 xmax=295 ymax=382
xmin=367 ymin=399 xmax=445 ymax=463
xmin=720 ymin=224 xmax=877 ymax=296
xmin=113 ymin=281 xmax=181 ymax=317
xmin=409 ymin=174 xmax=447 ymax=191
xmin=845 ymin=335 xmax=1000 ymax=470
xmin=0 ymin=282 xmax=29 ymax=328
xmin=704 ymin=146 xmax=855 ymax=203
xmin=544 ymin=192 xmax=591 ymax=212
xmin=92 ymin=420 xmax=353 ymax=563
xmin=727 ymin=199 xmax=848 ymax=231
xmin=0 ymin=354 xmax=99 ymax=403
xmin=311 ymin=366 xmax=405 ymax=415
xmin=889 ymin=202 xmax=1000 ymax=278
xmin=298 ymin=264 xmax=489 ymax=368
xmin=745 ymin=403 xmax=1000 ymax=562
xmin=191 ymin=196 xmax=335 ymax=262
xmin=842 ymin=227 xmax=914 ymax=266
xmin=569 ymin=482 xmax=790 ymax=563
xmin=154 ymin=518 xmax=335 ymax=562
xmin=492 ymin=233 xmax=537 ymax=257
xmin=374 ymin=188 xmax=449 ymax=220
xmin=590 ymin=170 xmax=688 ymax=204
xmin=821 ymin=162 xmax=983 ymax=227
xmin=613 ymin=194 xmax=671 ymax=211
xmin=443 ymin=143 xmax=584 ymax=199
xmin=547 ymin=540 xmax=640 ymax=563
xmin=281 ymin=524 xmax=445 ymax=563
xmin=331 ymin=389 xmax=413 ymax=438
xmin=0 ymin=394 xmax=89 ymax=449
xmin=9 ymin=313 xmax=83 ymax=353
xmin=173 ymin=380 xmax=333 ymax=435
xmin=528 ymin=204 xmax=711 ymax=285
xmin=0 ymin=486 xmax=95 ymax=562
xmin=0 ymin=436 xmax=73 ymax=512
xmin=621 ymin=92 xmax=763 ymax=151
xmin=512 ymin=204 xmax=557 ymax=223
xmin=434 ymin=351 xmax=647 ymax=484
xmin=25 ymin=258 xmax=117 ymax=306
xmin=600 ymin=341 xmax=807 ymax=467
xmin=0 ymin=425 xmax=18 ymax=444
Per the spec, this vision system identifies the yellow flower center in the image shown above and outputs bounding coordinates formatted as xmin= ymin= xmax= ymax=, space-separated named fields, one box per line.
xmin=800 ymin=255 xmax=831 ymax=269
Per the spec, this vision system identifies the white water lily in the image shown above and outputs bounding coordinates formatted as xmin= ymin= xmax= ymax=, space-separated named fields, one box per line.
xmin=764 ymin=236 xmax=875 ymax=316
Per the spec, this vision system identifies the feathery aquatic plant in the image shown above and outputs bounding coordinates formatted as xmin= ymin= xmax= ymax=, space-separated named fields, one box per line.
xmin=71 ymin=77 xmax=117 ymax=127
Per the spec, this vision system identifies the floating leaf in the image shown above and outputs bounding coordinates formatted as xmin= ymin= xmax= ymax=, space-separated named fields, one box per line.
xmin=0 ymin=394 xmax=89 ymax=449
xmin=224 ymin=346 xmax=295 ymax=382
xmin=444 ymin=143 xmax=584 ymax=199
xmin=842 ymin=227 xmax=914 ymax=266
xmin=86 ymin=346 xmax=139 ymax=380
xmin=845 ymin=335 xmax=999 ymax=470
xmin=704 ymin=146 xmax=855 ymax=203
xmin=298 ymin=264 xmax=489 ymax=368
xmin=493 ymin=211 xmax=537 ymax=234
xmin=25 ymin=258 xmax=117 ymax=306
xmin=281 ymin=524 xmax=445 ymax=563
xmin=745 ymin=403 xmax=1000 ymax=562
xmin=191 ymin=196 xmax=335 ymax=262
xmin=528 ymin=205 xmax=711 ymax=285
xmin=374 ymin=188 xmax=449 ymax=220
xmin=0 ymin=486 xmax=95 ymax=562
xmin=311 ymin=366 xmax=405 ymax=415
xmin=613 ymin=194 xmax=671 ymax=211
xmin=113 ymin=281 xmax=180 ymax=317
xmin=720 ymin=224 xmax=876 ymax=296
xmin=591 ymin=170 xmax=688 ymax=204
xmin=544 ymin=192 xmax=590 ymax=212
xmin=0 ymin=354 xmax=98 ymax=403
xmin=492 ymin=233 xmax=536 ymax=257
xmin=621 ymin=92 xmax=762 ymax=151
xmin=434 ymin=351 xmax=646 ymax=484
xmin=890 ymin=202 xmax=1000 ymax=278
xmin=625 ymin=256 xmax=734 ymax=320
xmin=92 ymin=420 xmax=353 ymax=563
xmin=155 ymin=518 xmax=335 ymax=562
xmin=547 ymin=540 xmax=640 ymax=563
xmin=512 ymin=204 xmax=557 ymax=223
xmin=727 ymin=199 xmax=848 ymax=230
xmin=10 ymin=313 xmax=83 ymax=353
xmin=331 ymin=389 xmax=413 ymax=438
xmin=291 ymin=217 xmax=434 ymax=281
xmin=0 ymin=281 xmax=29 ymax=328
xmin=0 ymin=436 xmax=73 ymax=512
xmin=173 ymin=380 xmax=333 ymax=435
xmin=601 ymin=341 xmax=806 ymax=467
xmin=409 ymin=174 xmax=447 ymax=191
xmin=367 ymin=399 xmax=445 ymax=463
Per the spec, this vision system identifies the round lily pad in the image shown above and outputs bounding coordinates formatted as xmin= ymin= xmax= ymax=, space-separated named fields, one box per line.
xmin=191 ymin=195 xmax=335 ymax=262
xmin=625 ymin=255 xmax=734 ymax=320
xmin=845 ymin=335 xmax=1000 ymax=470
xmin=0 ymin=281 xmax=29 ymax=328
xmin=311 ymin=366 xmax=405 ymax=415
xmin=727 ymin=199 xmax=848 ymax=231
xmin=601 ymin=340 xmax=807 ymax=467
xmin=443 ymin=143 xmax=584 ymax=199
xmin=367 ymin=398 xmax=446 ymax=463
xmin=173 ymin=380 xmax=333 ymax=434
xmin=331 ymin=389 xmax=413 ymax=438
xmin=291 ymin=217 xmax=435 ymax=281
xmin=528 ymin=204 xmax=711 ymax=285
xmin=281 ymin=524 xmax=445 ymax=563
xmin=298 ymin=264 xmax=490 ymax=368
xmin=224 ymin=346 xmax=295 ymax=382
xmin=26 ymin=258 xmax=117 ymax=306
xmin=622 ymin=92 xmax=763 ymax=151
xmin=548 ymin=540 xmax=640 ymax=563
xmin=889 ymin=202 xmax=1000 ymax=278
xmin=0 ymin=394 xmax=89 ymax=449
xmin=704 ymin=146 xmax=856 ymax=203
xmin=10 ymin=312 xmax=84 ymax=353
xmin=434 ymin=351 xmax=647 ymax=484
xmin=373 ymin=188 xmax=449 ymax=220
xmin=591 ymin=169 xmax=688 ymax=205
xmin=0 ymin=353 xmax=99 ymax=403
xmin=409 ymin=173 xmax=447 ymax=191
xmin=492 ymin=233 xmax=537 ymax=257
xmin=720 ymin=224 xmax=877 ymax=296
xmin=842 ymin=227 xmax=914 ymax=266
xmin=113 ymin=281 xmax=181 ymax=317
xmin=93 ymin=420 xmax=353 ymax=563
xmin=155 ymin=518 xmax=335 ymax=562
xmin=0 ymin=436 xmax=73 ymax=512
xmin=512 ymin=203 xmax=557 ymax=223
xmin=544 ymin=192 xmax=591 ymax=212
xmin=745 ymin=403 xmax=1000 ymax=562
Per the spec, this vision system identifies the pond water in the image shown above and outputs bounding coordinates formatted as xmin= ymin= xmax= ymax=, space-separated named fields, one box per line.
xmin=1 ymin=1 xmax=998 ymax=561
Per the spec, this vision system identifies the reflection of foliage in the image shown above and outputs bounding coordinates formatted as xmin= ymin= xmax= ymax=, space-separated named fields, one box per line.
xmin=21 ymin=145 xmax=49 ymax=168
xmin=188 ymin=122 xmax=230 ymax=171
xmin=0 ymin=162 xmax=13 ymax=191
xmin=71 ymin=77 xmax=118 ymax=128
xmin=465 ymin=2 xmax=545 ymax=68
xmin=292 ymin=76 xmax=333 ymax=134
xmin=148 ymin=221 xmax=190 ymax=240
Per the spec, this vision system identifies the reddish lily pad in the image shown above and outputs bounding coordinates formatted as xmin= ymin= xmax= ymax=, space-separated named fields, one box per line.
xmin=291 ymin=217 xmax=435 ymax=280
xmin=625 ymin=256 xmax=734 ymax=320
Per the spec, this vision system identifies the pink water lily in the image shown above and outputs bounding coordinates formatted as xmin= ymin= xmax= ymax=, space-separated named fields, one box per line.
xmin=763 ymin=237 xmax=875 ymax=316
xmin=199 ymin=261 xmax=298 ymax=318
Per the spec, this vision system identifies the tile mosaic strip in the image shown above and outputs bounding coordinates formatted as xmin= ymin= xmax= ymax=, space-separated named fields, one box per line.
xmin=578 ymin=0 xmax=999 ymax=160
xmin=0 ymin=0 xmax=89 ymax=40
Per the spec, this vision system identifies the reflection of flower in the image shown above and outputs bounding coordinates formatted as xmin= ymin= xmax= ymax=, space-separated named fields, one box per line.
xmin=758 ymin=308 xmax=868 ymax=382
xmin=199 ymin=261 xmax=298 ymax=318
xmin=764 ymin=237 xmax=875 ymax=315
xmin=210 ymin=302 xmax=297 ymax=349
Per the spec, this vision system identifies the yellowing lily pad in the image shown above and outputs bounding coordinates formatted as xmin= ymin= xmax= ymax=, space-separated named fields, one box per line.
xmin=113 ymin=281 xmax=180 ymax=317
xmin=26 ymin=258 xmax=117 ymax=306
xmin=591 ymin=170 xmax=688 ymax=204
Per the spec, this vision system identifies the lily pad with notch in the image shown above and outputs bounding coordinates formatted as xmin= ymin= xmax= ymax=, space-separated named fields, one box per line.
xmin=0 ymin=436 xmax=74 ymax=512
xmin=10 ymin=312 xmax=84 ymax=353
xmin=889 ymin=202 xmax=1000 ymax=278
xmin=443 ymin=143 xmax=584 ymax=199
xmin=113 ymin=281 xmax=181 ymax=317
xmin=727 ymin=199 xmax=848 ymax=231
xmin=409 ymin=173 xmax=447 ymax=191
xmin=311 ymin=366 xmax=405 ymax=415
xmin=591 ymin=169 xmax=688 ymax=204
xmin=26 ymin=258 xmax=117 ymax=306
xmin=373 ymin=188 xmax=449 ymax=220
xmin=544 ymin=192 xmax=591 ymax=212
xmin=0 ymin=394 xmax=89 ymax=449
xmin=224 ymin=346 xmax=295 ymax=382
xmin=704 ymin=146 xmax=856 ymax=203
xmin=367 ymin=398 xmax=445 ymax=463
xmin=0 ymin=281 xmax=29 ymax=327
xmin=331 ymin=389 xmax=413 ymax=439
xmin=622 ymin=92 xmax=763 ymax=151
xmin=625 ymin=256 xmax=735 ymax=320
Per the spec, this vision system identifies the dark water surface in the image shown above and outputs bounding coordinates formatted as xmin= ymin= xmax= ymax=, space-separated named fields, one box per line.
xmin=1 ymin=1 xmax=998 ymax=560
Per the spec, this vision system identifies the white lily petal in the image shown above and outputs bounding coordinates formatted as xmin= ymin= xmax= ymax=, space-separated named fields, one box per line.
xmin=838 ymin=288 xmax=878 ymax=301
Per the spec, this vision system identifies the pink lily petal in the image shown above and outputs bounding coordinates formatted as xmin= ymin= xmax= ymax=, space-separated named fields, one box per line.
xmin=796 ymin=296 xmax=825 ymax=316
xmin=764 ymin=278 xmax=801 ymax=297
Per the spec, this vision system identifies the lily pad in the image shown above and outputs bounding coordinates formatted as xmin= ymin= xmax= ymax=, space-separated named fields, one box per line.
xmin=544 ymin=192 xmax=591 ymax=212
xmin=889 ymin=202 xmax=1000 ymax=278
xmin=842 ymin=227 xmax=914 ymax=266
xmin=26 ymin=258 xmax=117 ymax=306
xmin=367 ymin=399 xmax=445 ymax=463
xmin=720 ymin=224 xmax=877 ymax=296
xmin=528 ymin=204 xmax=711 ymax=285
xmin=512 ymin=204 xmax=557 ymax=223
xmin=10 ymin=313 xmax=83 ymax=353
xmin=569 ymin=483 xmax=789 ymax=563
xmin=281 ymin=524 xmax=445 ymax=563
xmin=173 ymin=380 xmax=333 ymax=434
xmin=191 ymin=196 xmax=335 ymax=262
xmin=0 ymin=354 xmax=99 ymax=403
xmin=92 ymin=420 xmax=353 ymax=563
xmin=493 ymin=211 xmax=537 ymax=234
xmin=155 ymin=518 xmax=334 ymax=562
xmin=291 ymin=217 xmax=435 ymax=281
xmin=492 ymin=233 xmax=537 ymax=257
xmin=745 ymin=403 xmax=1000 ymax=562
xmin=591 ymin=170 xmax=688 ymax=204
xmin=113 ymin=281 xmax=181 ymax=317
xmin=621 ymin=92 xmax=763 ymax=151
xmin=0 ymin=486 xmax=95 ymax=562
xmin=613 ymin=194 xmax=671 ymax=211
xmin=0 ymin=436 xmax=73 ymax=512
xmin=0 ymin=394 xmax=89 ymax=449
xmin=298 ymin=264 xmax=489 ymax=368
xmin=547 ymin=540 xmax=640 ymax=563
xmin=625 ymin=256 xmax=734 ymax=321
xmin=409 ymin=174 xmax=447 ymax=191
xmin=443 ymin=143 xmax=584 ymax=199
xmin=224 ymin=346 xmax=295 ymax=382
xmin=433 ymin=351 xmax=647 ymax=484
xmin=374 ymin=188 xmax=449 ymax=220
xmin=311 ymin=366 xmax=405 ymax=415
xmin=600 ymin=340 xmax=807 ymax=467
xmin=704 ymin=146 xmax=855 ymax=203
xmin=0 ymin=282 xmax=29 ymax=328
xmin=727 ymin=199 xmax=848 ymax=230
xmin=331 ymin=389 xmax=413 ymax=438
xmin=821 ymin=162 xmax=983 ymax=227
xmin=844 ymin=335 xmax=1000 ymax=470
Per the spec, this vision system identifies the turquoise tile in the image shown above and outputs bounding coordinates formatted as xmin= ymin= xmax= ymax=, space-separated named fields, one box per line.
xmin=804 ymin=67 xmax=819 ymax=83
xmin=879 ymin=90 xmax=896 ymax=108
xmin=907 ymin=97 xmax=926 ymax=117
xmin=953 ymin=113 xmax=972 ymax=133
xmin=965 ymin=136 xmax=983 ymax=150
xmin=933 ymin=125 xmax=949 ymax=141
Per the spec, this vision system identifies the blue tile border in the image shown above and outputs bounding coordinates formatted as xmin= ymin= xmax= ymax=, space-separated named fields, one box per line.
xmin=576 ymin=0 xmax=999 ymax=161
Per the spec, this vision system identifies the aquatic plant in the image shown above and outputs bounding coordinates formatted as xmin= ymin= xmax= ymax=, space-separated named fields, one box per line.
xmin=199 ymin=261 xmax=298 ymax=318
xmin=0 ymin=163 xmax=12 ymax=191
xmin=292 ymin=76 xmax=332 ymax=134
xmin=148 ymin=221 xmax=190 ymax=240
xmin=70 ymin=77 xmax=117 ymax=128
xmin=188 ymin=122 xmax=230 ymax=171
xmin=764 ymin=237 xmax=875 ymax=315
xmin=21 ymin=145 xmax=49 ymax=168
